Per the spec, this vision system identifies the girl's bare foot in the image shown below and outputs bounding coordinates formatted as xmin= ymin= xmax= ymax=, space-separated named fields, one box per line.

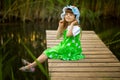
xmin=19 ymin=65 xmax=35 ymax=72
xmin=21 ymin=59 xmax=30 ymax=65
xmin=20 ymin=59 xmax=35 ymax=72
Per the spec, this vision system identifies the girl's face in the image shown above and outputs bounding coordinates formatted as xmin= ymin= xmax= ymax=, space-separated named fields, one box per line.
xmin=64 ymin=12 xmax=76 ymax=23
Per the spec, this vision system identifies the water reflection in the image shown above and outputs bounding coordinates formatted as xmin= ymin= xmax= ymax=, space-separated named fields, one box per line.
xmin=0 ymin=22 xmax=49 ymax=80
xmin=0 ymin=19 xmax=120 ymax=80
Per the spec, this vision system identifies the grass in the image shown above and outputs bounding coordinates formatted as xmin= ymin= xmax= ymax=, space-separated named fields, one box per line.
xmin=98 ymin=28 xmax=120 ymax=60
xmin=0 ymin=54 xmax=2 ymax=80
xmin=0 ymin=38 xmax=15 ymax=80
xmin=0 ymin=38 xmax=12 ymax=80
xmin=20 ymin=40 xmax=50 ymax=80
xmin=0 ymin=35 xmax=49 ymax=80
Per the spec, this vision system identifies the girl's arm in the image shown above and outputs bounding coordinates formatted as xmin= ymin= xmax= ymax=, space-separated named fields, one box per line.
xmin=66 ymin=20 xmax=78 ymax=37
xmin=56 ymin=20 xmax=65 ymax=39
xmin=80 ymin=26 xmax=82 ymax=39
xmin=66 ymin=24 xmax=73 ymax=37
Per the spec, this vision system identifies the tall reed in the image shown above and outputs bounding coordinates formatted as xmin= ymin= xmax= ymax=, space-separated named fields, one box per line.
xmin=1 ymin=0 xmax=120 ymax=23
xmin=20 ymin=40 xmax=50 ymax=80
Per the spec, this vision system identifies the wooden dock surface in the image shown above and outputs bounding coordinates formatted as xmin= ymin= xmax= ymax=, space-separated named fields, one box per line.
xmin=46 ymin=30 xmax=120 ymax=80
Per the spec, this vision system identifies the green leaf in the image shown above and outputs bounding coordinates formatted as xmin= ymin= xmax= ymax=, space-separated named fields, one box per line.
xmin=20 ymin=41 xmax=50 ymax=80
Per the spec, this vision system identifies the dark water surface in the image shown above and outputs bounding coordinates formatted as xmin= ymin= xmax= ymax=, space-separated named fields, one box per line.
xmin=0 ymin=22 xmax=50 ymax=80
xmin=0 ymin=19 xmax=120 ymax=80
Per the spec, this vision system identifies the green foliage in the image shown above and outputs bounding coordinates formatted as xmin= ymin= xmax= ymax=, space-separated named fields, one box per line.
xmin=11 ymin=67 xmax=15 ymax=80
xmin=20 ymin=40 xmax=50 ymax=80
xmin=0 ymin=23 xmax=48 ymax=80
xmin=0 ymin=38 xmax=16 ymax=80
xmin=0 ymin=38 xmax=11 ymax=80
xmin=107 ymin=32 xmax=120 ymax=45
xmin=0 ymin=54 xmax=2 ymax=80
xmin=1 ymin=0 xmax=120 ymax=23
xmin=98 ymin=28 xmax=120 ymax=60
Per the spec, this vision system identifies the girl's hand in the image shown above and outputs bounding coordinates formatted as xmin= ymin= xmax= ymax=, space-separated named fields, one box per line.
xmin=57 ymin=20 xmax=65 ymax=39
xmin=71 ymin=20 xmax=78 ymax=26
xmin=59 ymin=20 xmax=64 ymax=28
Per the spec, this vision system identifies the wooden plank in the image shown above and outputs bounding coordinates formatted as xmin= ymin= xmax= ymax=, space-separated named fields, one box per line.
xmin=47 ymin=45 xmax=106 ymax=48
xmin=51 ymin=77 xmax=120 ymax=80
xmin=48 ymin=54 xmax=117 ymax=60
xmin=46 ymin=30 xmax=95 ymax=34
xmin=46 ymin=34 xmax=101 ymax=39
xmin=48 ymin=59 xmax=119 ymax=63
xmin=47 ymin=40 xmax=103 ymax=43
xmin=47 ymin=40 xmax=107 ymax=48
xmin=47 ymin=35 xmax=99 ymax=37
xmin=49 ymin=63 xmax=120 ymax=67
xmin=82 ymin=48 xmax=109 ymax=51
xmin=47 ymin=35 xmax=99 ymax=38
xmin=47 ymin=43 xmax=107 ymax=48
xmin=81 ymin=54 xmax=116 ymax=59
xmin=83 ymin=51 xmax=112 ymax=54
xmin=48 ymin=54 xmax=117 ymax=61
xmin=46 ymin=47 xmax=110 ymax=51
xmin=82 ymin=51 xmax=115 ymax=56
xmin=47 ymin=42 xmax=105 ymax=44
xmin=46 ymin=36 xmax=100 ymax=39
xmin=50 ymin=72 xmax=120 ymax=77
xmin=47 ymin=45 xmax=107 ymax=48
xmin=47 ymin=44 xmax=106 ymax=47
xmin=49 ymin=67 xmax=120 ymax=72
xmin=46 ymin=31 xmax=103 ymax=43
xmin=47 ymin=34 xmax=98 ymax=37
xmin=47 ymin=44 xmax=106 ymax=48
xmin=47 ymin=42 xmax=105 ymax=45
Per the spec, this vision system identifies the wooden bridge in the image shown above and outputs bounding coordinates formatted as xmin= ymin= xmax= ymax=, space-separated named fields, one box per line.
xmin=46 ymin=30 xmax=120 ymax=80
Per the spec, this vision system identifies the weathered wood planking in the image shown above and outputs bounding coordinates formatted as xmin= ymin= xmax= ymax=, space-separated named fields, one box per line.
xmin=46 ymin=30 xmax=120 ymax=80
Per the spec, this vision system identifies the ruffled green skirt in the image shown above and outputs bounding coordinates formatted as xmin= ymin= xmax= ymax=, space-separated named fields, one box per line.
xmin=44 ymin=30 xmax=85 ymax=61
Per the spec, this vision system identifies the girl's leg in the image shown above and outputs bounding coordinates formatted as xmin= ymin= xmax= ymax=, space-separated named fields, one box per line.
xmin=19 ymin=53 xmax=48 ymax=71
xmin=28 ymin=53 xmax=48 ymax=67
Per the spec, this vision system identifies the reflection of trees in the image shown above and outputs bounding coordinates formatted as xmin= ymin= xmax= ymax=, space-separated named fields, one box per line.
xmin=0 ymin=23 xmax=47 ymax=80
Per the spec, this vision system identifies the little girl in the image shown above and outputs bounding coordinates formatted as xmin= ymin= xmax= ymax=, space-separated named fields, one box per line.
xmin=19 ymin=5 xmax=85 ymax=72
